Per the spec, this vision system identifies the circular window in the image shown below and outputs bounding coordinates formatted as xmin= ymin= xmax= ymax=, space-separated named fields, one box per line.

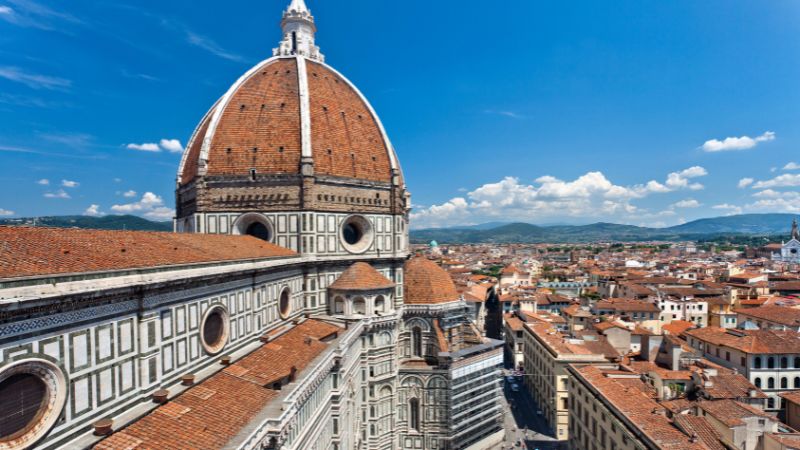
xmin=233 ymin=213 xmax=274 ymax=243
xmin=279 ymin=288 xmax=291 ymax=319
xmin=339 ymin=215 xmax=374 ymax=254
xmin=200 ymin=305 xmax=230 ymax=355
xmin=0 ymin=359 xmax=66 ymax=449
xmin=245 ymin=222 xmax=271 ymax=242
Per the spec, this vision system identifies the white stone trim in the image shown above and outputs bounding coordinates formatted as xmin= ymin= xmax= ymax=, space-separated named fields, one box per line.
xmin=0 ymin=358 xmax=68 ymax=450
xmin=198 ymin=56 xmax=288 ymax=173
xmin=177 ymin=97 xmax=221 ymax=184
xmin=315 ymin=60 xmax=404 ymax=185
xmin=296 ymin=56 xmax=313 ymax=159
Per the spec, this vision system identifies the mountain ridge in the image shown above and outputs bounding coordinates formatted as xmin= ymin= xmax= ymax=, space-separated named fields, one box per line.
xmin=411 ymin=213 xmax=797 ymax=244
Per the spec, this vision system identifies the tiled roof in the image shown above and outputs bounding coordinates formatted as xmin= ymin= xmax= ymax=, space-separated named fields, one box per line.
xmin=0 ymin=227 xmax=296 ymax=279
xmin=662 ymin=320 xmax=696 ymax=336
xmin=180 ymin=57 xmax=396 ymax=185
xmin=672 ymin=415 xmax=726 ymax=450
xmin=685 ymin=326 xmax=800 ymax=354
xmin=697 ymin=399 xmax=774 ymax=427
xmin=595 ymin=299 xmax=661 ymax=313
xmin=328 ymin=262 xmax=394 ymax=291
xmin=96 ymin=319 xmax=340 ymax=450
xmin=403 ymin=256 xmax=459 ymax=304
xmin=574 ymin=365 xmax=713 ymax=449
xmin=736 ymin=305 xmax=800 ymax=327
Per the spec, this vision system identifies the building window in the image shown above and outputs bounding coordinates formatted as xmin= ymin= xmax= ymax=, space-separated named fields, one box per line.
xmin=768 ymin=357 xmax=775 ymax=369
xmin=768 ymin=377 xmax=775 ymax=389
xmin=794 ymin=377 xmax=800 ymax=388
xmin=768 ymin=398 xmax=775 ymax=409
xmin=409 ymin=398 xmax=420 ymax=431
xmin=782 ymin=357 xmax=789 ymax=369
xmin=353 ymin=297 xmax=366 ymax=315
xmin=782 ymin=377 xmax=788 ymax=389
xmin=755 ymin=357 xmax=762 ymax=369
xmin=754 ymin=377 xmax=761 ymax=388
xmin=412 ymin=327 xmax=422 ymax=357
xmin=200 ymin=305 xmax=230 ymax=355
xmin=279 ymin=288 xmax=291 ymax=319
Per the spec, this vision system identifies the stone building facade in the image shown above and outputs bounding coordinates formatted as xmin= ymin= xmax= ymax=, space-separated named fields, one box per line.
xmin=0 ymin=1 xmax=503 ymax=449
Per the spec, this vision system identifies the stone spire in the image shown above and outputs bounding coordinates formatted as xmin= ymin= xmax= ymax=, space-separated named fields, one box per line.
xmin=792 ymin=218 xmax=799 ymax=241
xmin=273 ymin=0 xmax=324 ymax=62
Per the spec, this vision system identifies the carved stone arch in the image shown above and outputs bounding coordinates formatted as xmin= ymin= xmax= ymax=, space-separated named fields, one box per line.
xmin=404 ymin=317 xmax=430 ymax=332
xmin=427 ymin=375 xmax=447 ymax=389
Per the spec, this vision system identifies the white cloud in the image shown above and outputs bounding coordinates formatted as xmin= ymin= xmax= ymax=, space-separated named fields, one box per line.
xmin=123 ymin=190 xmax=137 ymax=198
xmin=0 ymin=208 xmax=14 ymax=216
xmin=126 ymin=142 xmax=161 ymax=152
xmin=144 ymin=207 xmax=176 ymax=221
xmin=712 ymin=203 xmax=743 ymax=215
xmin=738 ymin=178 xmax=754 ymax=188
xmin=111 ymin=192 xmax=174 ymax=220
xmin=83 ymin=204 xmax=103 ymax=217
xmin=159 ymin=139 xmax=183 ymax=153
xmin=0 ymin=66 xmax=71 ymax=90
xmin=484 ymin=110 xmax=524 ymax=119
xmin=36 ymin=178 xmax=49 ymax=185
xmin=663 ymin=166 xmax=707 ymax=191
xmin=752 ymin=174 xmax=800 ymax=189
xmin=672 ymin=199 xmax=701 ymax=208
xmin=0 ymin=6 xmax=13 ymax=15
xmin=44 ymin=189 xmax=70 ymax=199
xmin=411 ymin=167 xmax=707 ymax=228
xmin=127 ymin=139 xmax=183 ymax=153
xmin=61 ymin=179 xmax=78 ymax=188
xmin=185 ymin=30 xmax=245 ymax=62
xmin=701 ymin=131 xmax=775 ymax=152
xmin=784 ymin=162 xmax=800 ymax=171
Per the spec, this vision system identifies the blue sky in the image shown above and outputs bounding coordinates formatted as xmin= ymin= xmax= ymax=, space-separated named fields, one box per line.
xmin=1 ymin=0 xmax=799 ymax=228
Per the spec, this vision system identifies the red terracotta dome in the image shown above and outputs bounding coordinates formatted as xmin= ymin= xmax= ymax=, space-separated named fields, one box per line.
xmin=404 ymin=256 xmax=460 ymax=304
xmin=178 ymin=56 xmax=401 ymax=186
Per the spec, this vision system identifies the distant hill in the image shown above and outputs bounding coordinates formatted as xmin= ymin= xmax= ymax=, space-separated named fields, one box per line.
xmin=0 ymin=215 xmax=172 ymax=232
xmin=410 ymin=213 xmax=797 ymax=244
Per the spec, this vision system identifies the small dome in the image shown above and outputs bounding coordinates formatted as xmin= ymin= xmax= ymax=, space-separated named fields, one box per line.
xmin=404 ymin=256 xmax=459 ymax=304
xmin=329 ymin=262 xmax=394 ymax=291
xmin=429 ymin=240 xmax=439 ymax=247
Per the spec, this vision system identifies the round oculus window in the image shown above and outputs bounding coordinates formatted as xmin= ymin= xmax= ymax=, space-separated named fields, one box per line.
xmin=279 ymin=288 xmax=291 ymax=319
xmin=245 ymin=222 xmax=271 ymax=242
xmin=339 ymin=215 xmax=374 ymax=254
xmin=200 ymin=306 xmax=229 ymax=355
xmin=0 ymin=359 xmax=66 ymax=449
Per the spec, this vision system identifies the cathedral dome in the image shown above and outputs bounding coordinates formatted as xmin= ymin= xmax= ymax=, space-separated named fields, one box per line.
xmin=177 ymin=2 xmax=401 ymax=187
xmin=404 ymin=256 xmax=460 ymax=304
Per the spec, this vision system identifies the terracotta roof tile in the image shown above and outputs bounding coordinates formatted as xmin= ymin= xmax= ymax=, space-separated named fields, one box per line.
xmin=328 ymin=262 xmax=394 ymax=291
xmin=403 ymin=256 xmax=459 ymax=304
xmin=96 ymin=319 xmax=340 ymax=450
xmin=0 ymin=227 xmax=296 ymax=279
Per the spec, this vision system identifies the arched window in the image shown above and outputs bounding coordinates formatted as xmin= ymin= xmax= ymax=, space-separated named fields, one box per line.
xmin=754 ymin=357 xmax=762 ymax=369
xmin=353 ymin=297 xmax=366 ymax=315
xmin=374 ymin=296 xmax=386 ymax=314
xmin=782 ymin=357 xmax=789 ymax=369
xmin=333 ymin=296 xmax=345 ymax=314
xmin=768 ymin=377 xmax=775 ymax=389
xmin=794 ymin=357 xmax=800 ymax=368
xmin=768 ymin=357 xmax=775 ymax=369
xmin=768 ymin=397 xmax=775 ymax=409
xmin=409 ymin=398 xmax=420 ymax=431
xmin=782 ymin=377 xmax=788 ymax=389
xmin=412 ymin=327 xmax=422 ymax=357
xmin=794 ymin=377 xmax=800 ymax=388
xmin=754 ymin=377 xmax=762 ymax=388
